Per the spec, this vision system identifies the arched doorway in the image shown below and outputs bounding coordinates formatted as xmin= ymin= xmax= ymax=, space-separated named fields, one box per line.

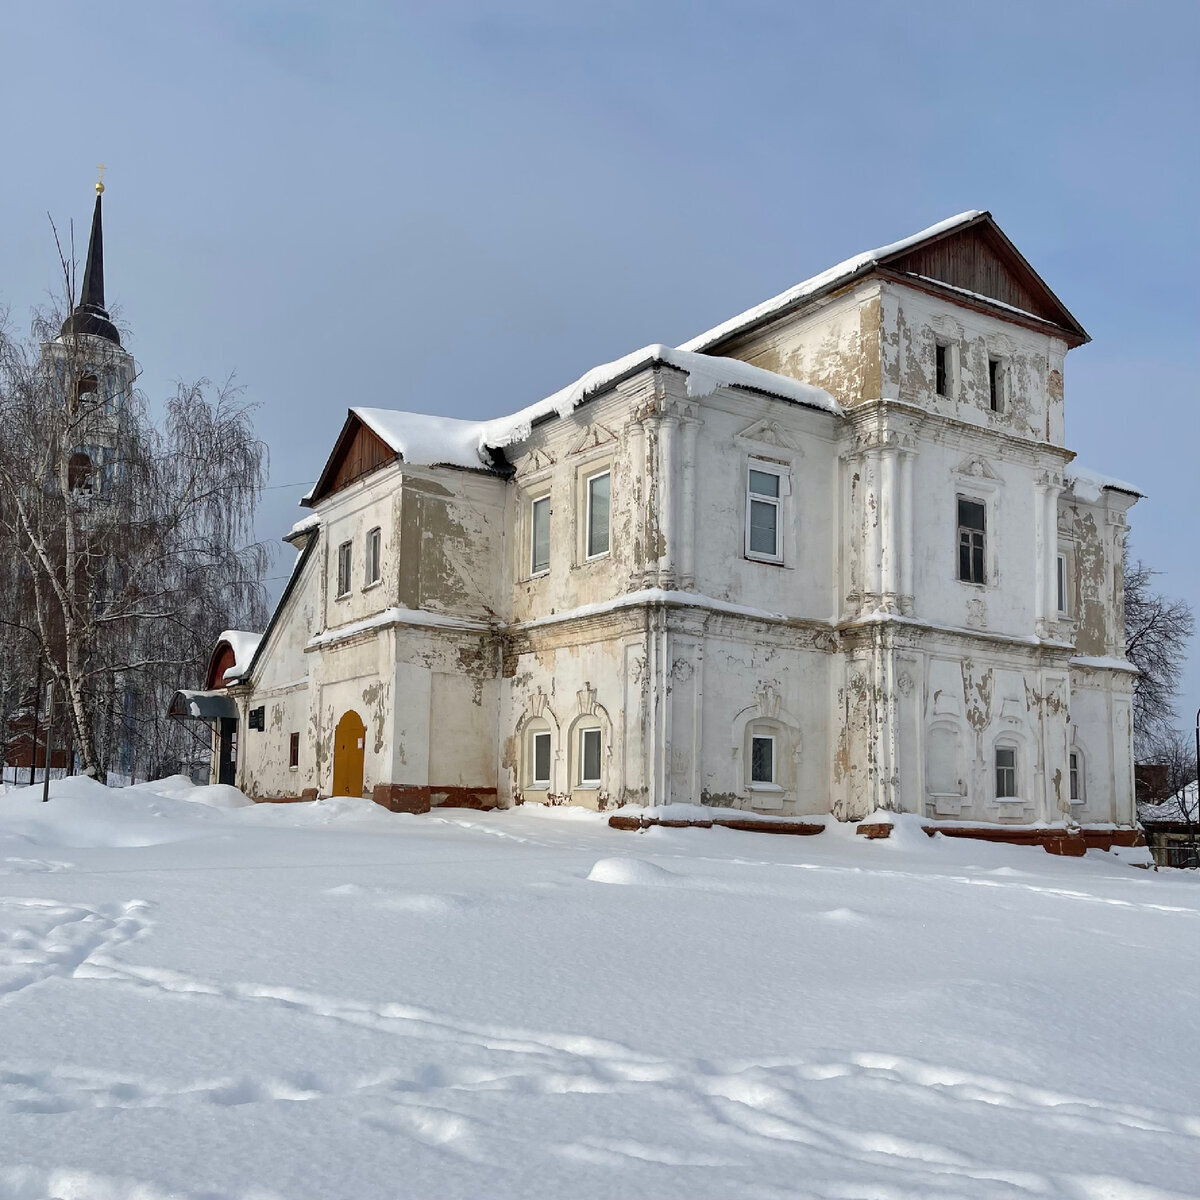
xmin=332 ymin=710 xmax=366 ymax=797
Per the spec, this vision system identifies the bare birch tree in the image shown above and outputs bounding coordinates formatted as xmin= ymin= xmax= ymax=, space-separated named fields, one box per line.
xmin=1123 ymin=547 xmax=1194 ymax=752
xmin=0 ymin=262 xmax=268 ymax=780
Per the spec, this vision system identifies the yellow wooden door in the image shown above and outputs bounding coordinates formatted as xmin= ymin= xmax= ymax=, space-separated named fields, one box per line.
xmin=332 ymin=710 xmax=366 ymax=797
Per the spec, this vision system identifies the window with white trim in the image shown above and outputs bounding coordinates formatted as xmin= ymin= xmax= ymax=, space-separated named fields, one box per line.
xmin=957 ymin=496 xmax=986 ymax=584
xmin=365 ymin=527 xmax=381 ymax=587
xmin=935 ymin=343 xmax=949 ymax=397
xmin=579 ymin=727 xmax=602 ymax=787
xmin=1057 ymin=553 xmax=1068 ymax=615
xmin=750 ymin=735 xmax=775 ymax=785
xmin=995 ymin=745 xmax=1017 ymax=799
xmin=336 ymin=541 xmax=352 ymax=598
xmin=530 ymin=495 xmax=551 ymax=576
xmin=586 ymin=470 xmax=610 ymax=559
xmin=988 ymin=357 xmax=1005 ymax=413
xmin=1069 ymin=751 xmax=1083 ymax=804
xmin=746 ymin=463 xmax=785 ymax=562
xmin=531 ymin=730 xmax=551 ymax=788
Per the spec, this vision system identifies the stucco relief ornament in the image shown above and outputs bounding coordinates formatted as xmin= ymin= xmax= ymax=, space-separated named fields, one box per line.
xmin=577 ymin=682 xmax=598 ymax=716
xmin=966 ymin=598 xmax=988 ymax=630
xmin=529 ymin=689 xmax=548 ymax=719
xmin=754 ymin=683 xmax=782 ymax=719
xmin=897 ymin=671 xmax=914 ymax=696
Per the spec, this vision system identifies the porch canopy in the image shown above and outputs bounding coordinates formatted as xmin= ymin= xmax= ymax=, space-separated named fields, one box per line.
xmin=169 ymin=689 xmax=238 ymax=721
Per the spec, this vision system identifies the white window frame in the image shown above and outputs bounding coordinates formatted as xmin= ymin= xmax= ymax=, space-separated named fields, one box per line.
xmin=994 ymin=744 xmax=1019 ymax=800
xmin=1069 ymin=750 xmax=1084 ymax=805
xmin=934 ymin=341 xmax=950 ymax=398
xmin=957 ymin=494 xmax=987 ymax=586
xmin=531 ymin=730 xmax=552 ymax=788
xmin=530 ymin=494 xmax=551 ymax=577
xmin=579 ymin=726 xmax=602 ymax=788
xmin=749 ymin=734 xmax=776 ymax=787
xmin=336 ymin=540 xmax=352 ymax=598
xmin=1056 ymin=553 xmax=1068 ymax=615
xmin=585 ymin=469 xmax=611 ymax=561
xmin=745 ymin=461 xmax=786 ymax=564
xmin=365 ymin=527 xmax=381 ymax=588
xmin=987 ymin=356 xmax=1006 ymax=413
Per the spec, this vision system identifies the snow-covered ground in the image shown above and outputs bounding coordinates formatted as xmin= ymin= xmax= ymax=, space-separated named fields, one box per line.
xmin=1 ymin=778 xmax=1197 ymax=1200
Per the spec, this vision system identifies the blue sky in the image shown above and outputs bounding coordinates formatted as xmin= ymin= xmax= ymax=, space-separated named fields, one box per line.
xmin=2 ymin=0 xmax=1196 ymax=730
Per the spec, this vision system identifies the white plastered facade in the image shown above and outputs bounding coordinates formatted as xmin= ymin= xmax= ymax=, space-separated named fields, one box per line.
xmin=214 ymin=224 xmax=1139 ymax=832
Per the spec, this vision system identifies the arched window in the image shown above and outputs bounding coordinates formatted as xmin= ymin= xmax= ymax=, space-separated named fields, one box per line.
xmin=742 ymin=719 xmax=791 ymax=796
xmin=68 ymin=451 xmax=95 ymax=493
xmin=75 ymin=372 xmax=99 ymax=405
xmin=525 ymin=717 xmax=553 ymax=791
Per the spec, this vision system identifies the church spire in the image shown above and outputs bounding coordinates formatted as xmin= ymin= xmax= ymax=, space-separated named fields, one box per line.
xmin=60 ymin=174 xmax=121 ymax=346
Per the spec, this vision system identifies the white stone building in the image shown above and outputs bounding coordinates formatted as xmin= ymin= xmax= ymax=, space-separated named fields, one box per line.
xmin=177 ymin=211 xmax=1143 ymax=847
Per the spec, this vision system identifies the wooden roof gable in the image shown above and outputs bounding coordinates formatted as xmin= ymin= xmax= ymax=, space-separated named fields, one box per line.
xmin=305 ymin=412 xmax=399 ymax=507
xmin=878 ymin=213 xmax=1089 ymax=345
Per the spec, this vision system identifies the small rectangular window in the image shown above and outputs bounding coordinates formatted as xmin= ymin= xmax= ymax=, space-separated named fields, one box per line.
xmin=531 ymin=495 xmax=551 ymax=575
xmin=1069 ymin=752 xmax=1080 ymax=802
xmin=747 ymin=465 xmax=783 ymax=561
xmin=365 ymin=527 xmax=381 ymax=586
xmin=935 ymin=343 xmax=948 ymax=397
xmin=336 ymin=541 xmax=352 ymax=597
xmin=988 ymin=358 xmax=1002 ymax=412
xmin=751 ymin=735 xmax=775 ymax=785
xmin=532 ymin=731 xmax=551 ymax=787
xmin=957 ymin=497 xmax=986 ymax=584
xmin=1056 ymin=554 xmax=1067 ymax=614
xmin=580 ymin=727 xmax=602 ymax=786
xmin=289 ymin=732 xmax=300 ymax=770
xmin=586 ymin=471 xmax=611 ymax=559
xmin=995 ymin=746 xmax=1017 ymax=798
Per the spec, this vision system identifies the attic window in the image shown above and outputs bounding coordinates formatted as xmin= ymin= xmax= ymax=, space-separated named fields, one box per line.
xmin=935 ymin=344 xmax=948 ymax=397
xmin=988 ymin=358 xmax=1003 ymax=412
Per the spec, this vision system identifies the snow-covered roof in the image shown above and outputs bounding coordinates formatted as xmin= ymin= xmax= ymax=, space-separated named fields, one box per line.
xmin=285 ymin=513 xmax=321 ymax=542
xmin=353 ymin=409 xmax=489 ymax=471
xmin=1139 ymin=782 xmax=1198 ymax=824
xmin=218 ymin=630 xmax=263 ymax=684
xmin=1064 ymin=464 xmax=1143 ymax=502
xmin=347 ymin=345 xmax=839 ymax=473
xmin=679 ymin=211 xmax=984 ymax=353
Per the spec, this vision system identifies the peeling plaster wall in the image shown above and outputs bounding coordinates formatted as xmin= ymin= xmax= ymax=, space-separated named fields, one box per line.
xmin=686 ymin=387 xmax=840 ymax=619
xmin=882 ymin=283 xmax=1066 ymax=445
xmin=713 ymin=285 xmax=883 ymax=408
xmin=1060 ymin=489 xmax=1134 ymax=658
xmin=235 ymin=534 xmax=321 ymax=801
xmin=501 ymin=613 xmax=645 ymax=811
xmin=506 ymin=376 xmax=649 ymax=626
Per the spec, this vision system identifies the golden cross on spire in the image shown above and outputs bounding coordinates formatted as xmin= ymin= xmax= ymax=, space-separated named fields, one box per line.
xmin=95 ymin=163 xmax=107 ymax=194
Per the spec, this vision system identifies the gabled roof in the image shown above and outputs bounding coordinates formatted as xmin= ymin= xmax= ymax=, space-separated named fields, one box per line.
xmin=681 ymin=211 xmax=1089 ymax=353
xmin=303 ymin=346 xmax=840 ymax=507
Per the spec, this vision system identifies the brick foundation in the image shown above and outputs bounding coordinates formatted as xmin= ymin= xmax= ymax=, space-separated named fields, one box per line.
xmin=371 ymin=784 xmax=498 ymax=814
xmin=609 ymin=814 xmax=826 ymax=835
xmin=855 ymin=821 xmax=1145 ymax=856
xmin=253 ymin=788 xmax=318 ymax=804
